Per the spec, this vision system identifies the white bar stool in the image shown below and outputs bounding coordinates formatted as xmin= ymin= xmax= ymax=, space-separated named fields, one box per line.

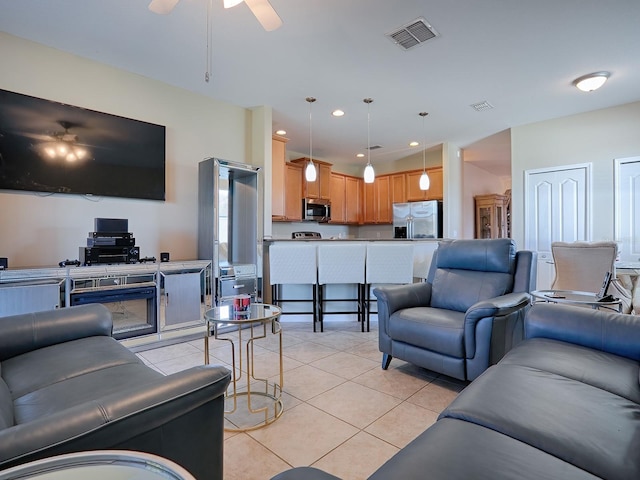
xmin=269 ymin=243 xmax=319 ymax=331
xmin=365 ymin=243 xmax=415 ymax=331
xmin=317 ymin=243 xmax=366 ymax=332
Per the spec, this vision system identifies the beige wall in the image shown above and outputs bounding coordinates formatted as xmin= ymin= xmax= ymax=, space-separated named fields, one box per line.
xmin=0 ymin=33 xmax=255 ymax=267
xmin=511 ymin=101 xmax=640 ymax=250
xmin=461 ymin=162 xmax=507 ymax=239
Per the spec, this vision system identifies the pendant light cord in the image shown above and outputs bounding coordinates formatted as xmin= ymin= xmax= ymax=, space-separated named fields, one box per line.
xmin=205 ymin=0 xmax=213 ymax=82
xmin=420 ymin=112 xmax=428 ymax=172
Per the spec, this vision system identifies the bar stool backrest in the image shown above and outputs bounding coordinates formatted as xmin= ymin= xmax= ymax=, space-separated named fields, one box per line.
xmin=269 ymin=243 xmax=318 ymax=285
xmin=318 ymin=243 xmax=366 ymax=285
xmin=366 ymin=243 xmax=414 ymax=285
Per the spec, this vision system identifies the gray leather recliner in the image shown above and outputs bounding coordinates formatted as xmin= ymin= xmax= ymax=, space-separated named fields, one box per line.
xmin=374 ymin=238 xmax=536 ymax=381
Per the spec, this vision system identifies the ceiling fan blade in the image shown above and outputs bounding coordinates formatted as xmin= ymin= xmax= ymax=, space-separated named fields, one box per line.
xmin=148 ymin=0 xmax=180 ymax=15
xmin=243 ymin=0 xmax=283 ymax=31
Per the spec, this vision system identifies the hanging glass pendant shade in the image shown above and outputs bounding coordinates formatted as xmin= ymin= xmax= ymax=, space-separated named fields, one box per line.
xmin=305 ymin=97 xmax=317 ymax=182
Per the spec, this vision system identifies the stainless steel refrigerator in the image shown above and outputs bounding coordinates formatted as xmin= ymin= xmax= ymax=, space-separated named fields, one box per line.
xmin=393 ymin=201 xmax=443 ymax=239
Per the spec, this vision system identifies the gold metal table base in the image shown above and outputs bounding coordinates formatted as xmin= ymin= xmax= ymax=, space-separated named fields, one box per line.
xmin=204 ymin=304 xmax=283 ymax=432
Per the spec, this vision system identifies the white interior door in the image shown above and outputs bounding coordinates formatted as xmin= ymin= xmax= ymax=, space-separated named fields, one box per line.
xmin=524 ymin=164 xmax=591 ymax=289
xmin=615 ymin=157 xmax=640 ymax=263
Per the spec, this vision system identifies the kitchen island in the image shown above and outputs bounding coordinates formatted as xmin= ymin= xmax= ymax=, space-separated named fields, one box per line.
xmin=262 ymin=238 xmax=443 ymax=318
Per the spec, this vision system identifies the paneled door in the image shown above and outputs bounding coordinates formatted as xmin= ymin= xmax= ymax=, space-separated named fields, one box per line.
xmin=615 ymin=156 xmax=640 ymax=263
xmin=524 ymin=164 xmax=591 ymax=289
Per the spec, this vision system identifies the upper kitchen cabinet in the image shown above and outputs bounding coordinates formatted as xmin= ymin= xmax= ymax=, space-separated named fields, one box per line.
xmin=406 ymin=167 xmax=443 ymax=201
xmin=390 ymin=173 xmax=407 ymax=203
xmin=330 ymin=173 xmax=362 ymax=224
xmin=363 ymin=175 xmax=392 ymax=224
xmin=291 ymin=158 xmax=332 ymax=200
xmin=272 ymin=135 xmax=302 ymax=222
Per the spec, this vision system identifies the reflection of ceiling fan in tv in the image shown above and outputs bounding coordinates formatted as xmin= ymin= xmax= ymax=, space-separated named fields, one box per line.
xmin=148 ymin=0 xmax=283 ymax=31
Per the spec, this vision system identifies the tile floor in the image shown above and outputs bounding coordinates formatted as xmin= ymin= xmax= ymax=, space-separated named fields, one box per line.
xmin=134 ymin=318 xmax=467 ymax=480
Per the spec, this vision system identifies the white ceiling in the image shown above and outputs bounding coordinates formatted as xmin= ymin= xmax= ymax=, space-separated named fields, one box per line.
xmin=1 ymin=0 xmax=639 ymax=177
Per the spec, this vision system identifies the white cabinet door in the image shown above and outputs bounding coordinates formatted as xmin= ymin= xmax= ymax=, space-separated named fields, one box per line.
xmin=524 ymin=164 xmax=591 ymax=289
xmin=615 ymin=157 xmax=640 ymax=263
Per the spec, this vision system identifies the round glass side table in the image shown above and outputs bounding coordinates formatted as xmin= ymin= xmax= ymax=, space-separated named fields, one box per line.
xmin=204 ymin=303 xmax=283 ymax=431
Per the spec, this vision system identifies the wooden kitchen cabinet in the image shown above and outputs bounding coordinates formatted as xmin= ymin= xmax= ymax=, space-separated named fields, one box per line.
xmin=390 ymin=173 xmax=407 ymax=204
xmin=283 ymin=162 xmax=303 ymax=221
xmin=330 ymin=173 xmax=361 ymax=224
xmin=272 ymin=135 xmax=303 ymax=222
xmin=363 ymin=175 xmax=392 ymax=224
xmin=345 ymin=175 xmax=361 ymax=224
xmin=291 ymin=158 xmax=332 ymax=200
xmin=329 ymin=173 xmax=346 ymax=224
xmin=475 ymin=193 xmax=508 ymax=239
xmin=406 ymin=167 xmax=443 ymax=201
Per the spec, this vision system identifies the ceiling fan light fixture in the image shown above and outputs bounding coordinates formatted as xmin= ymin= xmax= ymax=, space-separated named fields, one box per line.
xmin=573 ymin=71 xmax=610 ymax=92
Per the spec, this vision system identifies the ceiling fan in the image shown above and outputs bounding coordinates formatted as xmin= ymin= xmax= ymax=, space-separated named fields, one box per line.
xmin=148 ymin=0 xmax=283 ymax=31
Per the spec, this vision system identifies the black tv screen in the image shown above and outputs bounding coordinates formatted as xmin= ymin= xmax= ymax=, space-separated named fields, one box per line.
xmin=0 ymin=89 xmax=165 ymax=201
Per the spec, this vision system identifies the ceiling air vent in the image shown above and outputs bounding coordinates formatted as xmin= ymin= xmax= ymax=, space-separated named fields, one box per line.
xmin=470 ymin=101 xmax=494 ymax=112
xmin=386 ymin=17 xmax=439 ymax=51
xmin=367 ymin=145 xmax=383 ymax=150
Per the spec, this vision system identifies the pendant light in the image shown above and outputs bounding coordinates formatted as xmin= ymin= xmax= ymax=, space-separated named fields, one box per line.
xmin=305 ymin=97 xmax=317 ymax=182
xmin=419 ymin=112 xmax=430 ymax=191
xmin=363 ymin=98 xmax=375 ymax=184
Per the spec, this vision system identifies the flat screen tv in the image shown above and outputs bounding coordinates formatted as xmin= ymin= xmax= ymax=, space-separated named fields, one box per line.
xmin=0 ymin=89 xmax=165 ymax=201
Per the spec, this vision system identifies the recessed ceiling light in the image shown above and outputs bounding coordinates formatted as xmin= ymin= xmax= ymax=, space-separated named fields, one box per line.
xmin=409 ymin=141 xmax=419 ymax=147
xmin=356 ymin=153 xmax=365 ymax=158
xmin=573 ymin=71 xmax=610 ymax=92
xmin=332 ymin=109 xmax=345 ymax=117
xmin=275 ymin=129 xmax=286 ymax=135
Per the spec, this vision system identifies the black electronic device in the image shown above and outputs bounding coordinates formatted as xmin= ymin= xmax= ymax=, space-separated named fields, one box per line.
xmin=80 ymin=246 xmax=140 ymax=266
xmin=89 ymin=231 xmax=133 ymax=239
xmin=0 ymin=257 xmax=7 ymax=270
xmin=95 ymin=218 xmax=128 ymax=233
xmin=138 ymin=256 xmax=156 ymax=263
xmin=597 ymin=271 xmax=612 ymax=299
xmin=58 ymin=259 xmax=81 ymax=267
xmin=0 ymin=88 xmax=166 ymax=201
xmin=160 ymin=252 xmax=170 ymax=262
xmin=87 ymin=236 xmax=135 ymax=247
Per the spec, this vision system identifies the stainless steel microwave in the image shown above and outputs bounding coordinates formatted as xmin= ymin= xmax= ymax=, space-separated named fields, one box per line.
xmin=302 ymin=198 xmax=331 ymax=222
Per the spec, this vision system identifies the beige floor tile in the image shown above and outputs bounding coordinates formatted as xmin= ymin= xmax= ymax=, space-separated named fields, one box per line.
xmin=248 ymin=403 xmax=359 ymax=467
xmin=310 ymin=351 xmax=378 ymax=379
xmin=348 ymin=341 xmax=383 ymax=362
xmin=365 ymin=401 xmax=439 ymax=448
xmin=223 ymin=433 xmax=292 ymax=480
xmin=282 ymin=341 xmax=340 ymax=364
xmin=352 ymin=364 xmax=435 ymax=400
xmin=154 ymin=352 xmax=205 ymax=375
xmin=308 ymin=381 xmax=401 ymax=429
xmin=311 ymin=431 xmax=399 ymax=480
xmin=281 ymin=365 xmax=346 ymax=401
xmin=407 ymin=378 xmax=465 ymax=413
xmin=307 ymin=331 xmax=373 ymax=351
xmin=137 ymin=341 xmax=201 ymax=364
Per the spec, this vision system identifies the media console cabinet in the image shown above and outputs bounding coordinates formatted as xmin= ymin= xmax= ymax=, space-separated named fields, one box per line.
xmin=0 ymin=260 xmax=211 ymax=340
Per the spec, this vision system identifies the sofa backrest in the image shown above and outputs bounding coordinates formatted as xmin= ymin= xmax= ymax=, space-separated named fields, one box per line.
xmin=429 ymin=239 xmax=517 ymax=313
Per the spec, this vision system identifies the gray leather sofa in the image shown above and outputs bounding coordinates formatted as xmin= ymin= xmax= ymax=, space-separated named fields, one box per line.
xmin=375 ymin=238 xmax=537 ymax=381
xmin=0 ymin=304 xmax=231 ymax=480
xmin=271 ymin=303 xmax=640 ymax=480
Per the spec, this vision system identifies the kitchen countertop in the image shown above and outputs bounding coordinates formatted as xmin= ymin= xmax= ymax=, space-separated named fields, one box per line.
xmin=263 ymin=237 xmax=445 ymax=242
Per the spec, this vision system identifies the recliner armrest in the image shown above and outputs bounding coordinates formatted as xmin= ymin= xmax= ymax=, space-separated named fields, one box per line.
xmin=373 ymin=282 xmax=432 ymax=317
xmin=465 ymin=292 xmax=531 ymax=327
xmin=0 ymin=365 xmax=231 ymax=467
xmin=0 ymin=304 xmax=113 ymax=362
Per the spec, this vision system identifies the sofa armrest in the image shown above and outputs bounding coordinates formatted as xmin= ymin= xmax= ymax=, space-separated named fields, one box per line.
xmin=525 ymin=303 xmax=640 ymax=361
xmin=0 ymin=365 xmax=231 ymax=468
xmin=0 ymin=304 xmax=113 ymax=361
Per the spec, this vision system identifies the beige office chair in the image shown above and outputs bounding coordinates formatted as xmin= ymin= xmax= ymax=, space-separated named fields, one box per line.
xmin=550 ymin=241 xmax=631 ymax=312
xmin=550 ymin=241 xmax=617 ymax=292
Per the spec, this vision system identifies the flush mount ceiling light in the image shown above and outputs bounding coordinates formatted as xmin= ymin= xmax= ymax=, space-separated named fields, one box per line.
xmin=573 ymin=71 xmax=610 ymax=92
xmin=332 ymin=109 xmax=345 ymax=117
xmin=275 ymin=129 xmax=286 ymax=136
xmin=418 ymin=112 xmax=430 ymax=191
xmin=363 ymin=98 xmax=375 ymax=184
xmin=356 ymin=153 xmax=365 ymax=158
xmin=409 ymin=141 xmax=419 ymax=147
xmin=305 ymin=97 xmax=317 ymax=182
